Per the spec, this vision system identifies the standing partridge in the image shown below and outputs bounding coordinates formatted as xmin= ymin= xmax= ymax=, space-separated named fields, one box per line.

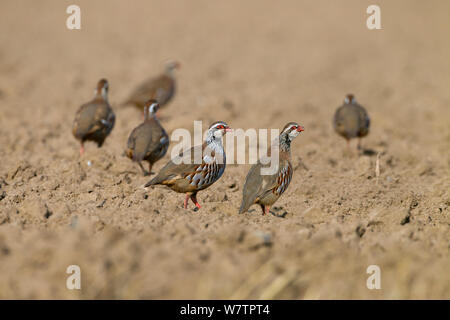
xmin=123 ymin=60 xmax=180 ymax=111
xmin=333 ymin=94 xmax=370 ymax=150
xmin=239 ymin=122 xmax=305 ymax=215
xmin=145 ymin=121 xmax=232 ymax=210
xmin=72 ymin=79 xmax=115 ymax=156
xmin=126 ymin=100 xmax=169 ymax=176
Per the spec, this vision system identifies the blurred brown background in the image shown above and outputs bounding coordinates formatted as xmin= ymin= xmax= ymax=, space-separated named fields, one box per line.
xmin=0 ymin=0 xmax=449 ymax=299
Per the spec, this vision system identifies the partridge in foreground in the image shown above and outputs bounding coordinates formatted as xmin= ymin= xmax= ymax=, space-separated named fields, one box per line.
xmin=333 ymin=94 xmax=370 ymax=150
xmin=239 ymin=123 xmax=305 ymax=215
xmin=126 ymin=100 xmax=169 ymax=176
xmin=145 ymin=121 xmax=232 ymax=210
xmin=72 ymin=79 xmax=115 ymax=156
xmin=122 ymin=60 xmax=180 ymax=111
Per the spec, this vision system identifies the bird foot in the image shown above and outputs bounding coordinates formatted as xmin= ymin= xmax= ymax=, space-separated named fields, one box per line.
xmin=142 ymin=171 xmax=153 ymax=177
xmin=189 ymin=194 xmax=202 ymax=210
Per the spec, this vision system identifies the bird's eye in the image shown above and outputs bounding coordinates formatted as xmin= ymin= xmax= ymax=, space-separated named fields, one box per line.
xmin=217 ymin=125 xmax=224 ymax=129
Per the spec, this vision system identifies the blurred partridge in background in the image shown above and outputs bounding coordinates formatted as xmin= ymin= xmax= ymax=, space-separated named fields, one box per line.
xmin=126 ymin=100 xmax=169 ymax=176
xmin=123 ymin=61 xmax=180 ymax=112
xmin=72 ymin=79 xmax=116 ymax=156
xmin=333 ymin=94 xmax=370 ymax=150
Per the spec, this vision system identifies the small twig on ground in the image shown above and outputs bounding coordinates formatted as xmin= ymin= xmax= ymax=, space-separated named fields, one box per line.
xmin=375 ymin=152 xmax=381 ymax=185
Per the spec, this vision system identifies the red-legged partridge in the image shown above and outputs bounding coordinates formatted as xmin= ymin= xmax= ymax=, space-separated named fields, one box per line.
xmin=333 ymin=94 xmax=370 ymax=149
xmin=72 ymin=79 xmax=115 ymax=156
xmin=123 ymin=61 xmax=180 ymax=111
xmin=145 ymin=121 xmax=232 ymax=210
xmin=126 ymin=100 xmax=169 ymax=176
xmin=239 ymin=122 xmax=305 ymax=215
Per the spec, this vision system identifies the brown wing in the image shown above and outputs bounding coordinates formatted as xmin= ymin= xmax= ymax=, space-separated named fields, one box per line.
xmin=145 ymin=143 xmax=225 ymax=192
xmin=239 ymin=161 xmax=280 ymax=213
xmin=73 ymin=99 xmax=115 ymax=144
xmin=239 ymin=158 xmax=294 ymax=213
xmin=147 ymin=120 xmax=169 ymax=162
xmin=355 ymin=104 xmax=370 ymax=137
xmin=333 ymin=104 xmax=361 ymax=139
xmin=127 ymin=119 xmax=169 ymax=162
xmin=126 ymin=123 xmax=151 ymax=161
xmin=145 ymin=145 xmax=205 ymax=186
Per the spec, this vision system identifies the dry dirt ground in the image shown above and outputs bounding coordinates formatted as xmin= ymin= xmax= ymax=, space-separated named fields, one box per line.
xmin=0 ymin=0 xmax=449 ymax=299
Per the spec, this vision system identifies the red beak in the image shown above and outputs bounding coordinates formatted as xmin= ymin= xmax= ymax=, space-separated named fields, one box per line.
xmin=225 ymin=128 xmax=233 ymax=132
xmin=297 ymin=126 xmax=305 ymax=132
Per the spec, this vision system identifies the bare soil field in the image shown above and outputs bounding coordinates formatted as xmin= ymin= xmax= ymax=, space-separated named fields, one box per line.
xmin=0 ymin=0 xmax=449 ymax=299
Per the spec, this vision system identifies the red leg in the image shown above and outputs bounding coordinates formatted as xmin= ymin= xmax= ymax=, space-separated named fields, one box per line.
xmin=260 ymin=204 xmax=266 ymax=215
xmin=184 ymin=194 xmax=189 ymax=209
xmin=79 ymin=143 xmax=85 ymax=156
xmin=264 ymin=205 xmax=270 ymax=215
xmin=190 ymin=194 xmax=202 ymax=209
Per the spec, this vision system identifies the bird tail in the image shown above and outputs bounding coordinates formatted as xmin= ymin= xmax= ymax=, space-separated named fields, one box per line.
xmin=144 ymin=175 xmax=162 ymax=187
xmin=239 ymin=199 xmax=252 ymax=214
xmin=125 ymin=148 xmax=143 ymax=163
xmin=132 ymin=151 xmax=145 ymax=163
